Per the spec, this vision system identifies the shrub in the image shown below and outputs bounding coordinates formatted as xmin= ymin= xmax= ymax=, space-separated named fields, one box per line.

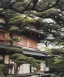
xmin=0 ymin=75 xmax=5 ymax=77
xmin=50 ymin=74 xmax=60 ymax=77
xmin=9 ymin=26 xmax=19 ymax=32
xmin=0 ymin=64 xmax=5 ymax=69
xmin=50 ymin=74 xmax=57 ymax=77
xmin=6 ymin=75 xmax=13 ymax=77
xmin=36 ymin=75 xmax=40 ymax=77
xmin=0 ymin=64 xmax=5 ymax=75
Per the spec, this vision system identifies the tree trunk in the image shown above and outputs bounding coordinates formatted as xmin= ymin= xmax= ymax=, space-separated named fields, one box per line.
xmin=14 ymin=63 xmax=17 ymax=77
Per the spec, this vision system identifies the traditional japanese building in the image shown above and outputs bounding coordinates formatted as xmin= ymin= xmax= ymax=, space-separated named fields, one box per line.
xmin=0 ymin=14 xmax=50 ymax=77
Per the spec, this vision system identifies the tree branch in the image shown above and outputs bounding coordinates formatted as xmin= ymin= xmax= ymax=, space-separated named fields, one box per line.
xmin=31 ymin=0 xmax=38 ymax=9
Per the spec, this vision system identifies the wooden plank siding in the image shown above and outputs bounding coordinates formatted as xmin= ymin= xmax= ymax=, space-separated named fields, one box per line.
xmin=0 ymin=31 xmax=5 ymax=40
xmin=0 ymin=31 xmax=38 ymax=49
xmin=21 ymin=36 xmax=37 ymax=49
xmin=0 ymin=31 xmax=6 ymax=44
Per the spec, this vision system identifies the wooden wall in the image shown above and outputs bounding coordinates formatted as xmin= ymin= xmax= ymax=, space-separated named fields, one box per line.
xmin=0 ymin=31 xmax=38 ymax=49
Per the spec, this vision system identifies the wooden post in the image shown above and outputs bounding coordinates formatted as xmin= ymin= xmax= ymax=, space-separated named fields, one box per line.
xmin=14 ymin=63 xmax=17 ymax=77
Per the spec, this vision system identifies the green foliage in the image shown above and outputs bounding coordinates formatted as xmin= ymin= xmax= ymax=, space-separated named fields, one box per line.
xmin=17 ymin=54 xmax=26 ymax=60
xmin=54 ymin=56 xmax=63 ymax=64
xmin=8 ymin=14 xmax=26 ymax=24
xmin=0 ymin=0 xmax=63 ymax=46
xmin=50 ymin=74 xmax=58 ymax=77
xmin=0 ymin=70 xmax=3 ymax=75
xmin=13 ymin=1 xmax=27 ymax=9
xmin=10 ymin=53 xmax=21 ymax=59
xmin=7 ymin=37 xmax=20 ymax=42
xmin=9 ymin=14 xmax=36 ymax=25
xmin=9 ymin=26 xmax=19 ymax=32
xmin=59 ymin=73 xmax=64 ymax=77
xmin=6 ymin=75 xmax=13 ymax=77
xmin=10 ymin=54 xmax=41 ymax=70
xmin=0 ymin=75 xmax=5 ymax=77
xmin=26 ymin=57 xmax=41 ymax=70
xmin=33 ymin=60 xmax=41 ymax=69
xmin=12 ymin=37 xmax=20 ymax=42
xmin=0 ymin=0 xmax=64 ymax=76
xmin=49 ymin=60 xmax=64 ymax=73
xmin=0 ymin=64 xmax=5 ymax=76
xmin=46 ymin=48 xmax=64 ymax=55
xmin=45 ymin=47 xmax=52 ymax=54
xmin=6 ymin=46 xmax=21 ymax=52
xmin=6 ymin=38 xmax=13 ymax=42
xmin=42 ymin=8 xmax=57 ymax=15
xmin=14 ymin=2 xmax=26 ymax=6
xmin=56 ymin=62 xmax=64 ymax=73
xmin=0 ymin=64 xmax=5 ymax=69
xmin=28 ymin=2 xmax=33 ymax=9
xmin=36 ymin=76 xmax=40 ymax=77
xmin=46 ymin=48 xmax=64 ymax=75
xmin=23 ymin=16 xmax=36 ymax=23
xmin=10 ymin=54 xmax=26 ymax=64
xmin=26 ymin=57 xmax=34 ymax=64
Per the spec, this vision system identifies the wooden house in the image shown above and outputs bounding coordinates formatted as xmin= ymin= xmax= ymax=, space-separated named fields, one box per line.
xmin=0 ymin=14 xmax=50 ymax=77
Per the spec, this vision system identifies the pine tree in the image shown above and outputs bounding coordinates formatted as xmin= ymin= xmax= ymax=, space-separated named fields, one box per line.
xmin=0 ymin=0 xmax=64 ymax=77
